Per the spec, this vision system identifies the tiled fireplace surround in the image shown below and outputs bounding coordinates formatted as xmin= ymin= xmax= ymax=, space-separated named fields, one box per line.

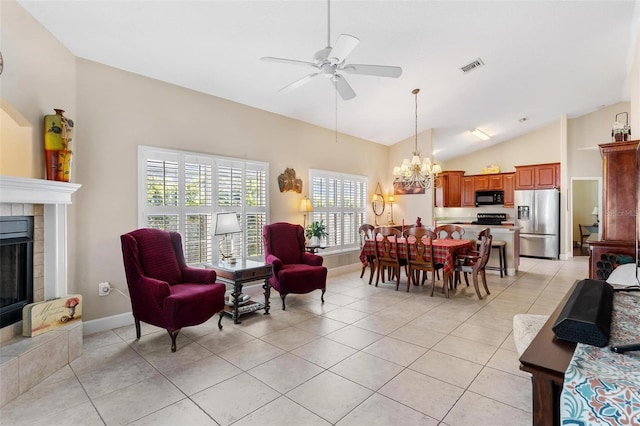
xmin=0 ymin=176 xmax=82 ymax=407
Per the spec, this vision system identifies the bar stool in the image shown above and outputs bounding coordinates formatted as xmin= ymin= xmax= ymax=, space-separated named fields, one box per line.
xmin=486 ymin=240 xmax=507 ymax=277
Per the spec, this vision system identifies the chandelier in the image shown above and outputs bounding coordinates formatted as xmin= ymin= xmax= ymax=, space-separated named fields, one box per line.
xmin=392 ymin=88 xmax=441 ymax=189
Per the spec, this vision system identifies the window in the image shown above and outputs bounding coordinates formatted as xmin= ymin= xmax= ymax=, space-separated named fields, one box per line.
xmin=309 ymin=169 xmax=367 ymax=253
xmin=139 ymin=146 xmax=268 ymax=265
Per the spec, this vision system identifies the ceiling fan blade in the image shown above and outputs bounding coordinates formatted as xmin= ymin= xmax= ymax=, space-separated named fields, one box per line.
xmin=279 ymin=73 xmax=320 ymax=93
xmin=328 ymin=34 xmax=360 ymax=63
xmin=261 ymin=57 xmax=316 ymax=68
xmin=342 ymin=64 xmax=403 ymax=78
xmin=332 ymin=74 xmax=356 ymax=100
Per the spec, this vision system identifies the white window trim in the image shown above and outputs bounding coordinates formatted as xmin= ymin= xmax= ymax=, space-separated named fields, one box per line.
xmin=137 ymin=145 xmax=269 ymax=264
xmin=308 ymin=169 xmax=367 ymax=254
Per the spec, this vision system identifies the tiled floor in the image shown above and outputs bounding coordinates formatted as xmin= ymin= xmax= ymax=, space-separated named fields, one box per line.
xmin=1 ymin=256 xmax=589 ymax=425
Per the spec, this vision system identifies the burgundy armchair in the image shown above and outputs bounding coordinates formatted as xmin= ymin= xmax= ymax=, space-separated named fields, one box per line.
xmin=263 ymin=222 xmax=327 ymax=310
xmin=121 ymin=228 xmax=226 ymax=352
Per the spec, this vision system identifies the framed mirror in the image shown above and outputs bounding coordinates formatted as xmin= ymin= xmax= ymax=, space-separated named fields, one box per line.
xmin=371 ymin=182 xmax=386 ymax=225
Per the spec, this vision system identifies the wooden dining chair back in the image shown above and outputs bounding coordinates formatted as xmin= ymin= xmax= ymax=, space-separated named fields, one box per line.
xmin=404 ymin=228 xmax=443 ymax=293
xmin=578 ymin=224 xmax=590 ymax=249
xmin=373 ymin=227 xmax=405 ymax=291
xmin=359 ymin=224 xmax=376 ymax=284
xmin=435 ymin=224 xmax=465 ymax=240
xmin=454 ymin=234 xmax=493 ymax=299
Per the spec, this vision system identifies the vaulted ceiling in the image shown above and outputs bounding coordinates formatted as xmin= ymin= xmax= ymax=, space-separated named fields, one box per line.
xmin=17 ymin=0 xmax=639 ymax=160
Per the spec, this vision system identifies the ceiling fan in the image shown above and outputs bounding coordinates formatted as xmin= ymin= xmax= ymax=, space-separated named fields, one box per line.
xmin=261 ymin=0 xmax=402 ymax=100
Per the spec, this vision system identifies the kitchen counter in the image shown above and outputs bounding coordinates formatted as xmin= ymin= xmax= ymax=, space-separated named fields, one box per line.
xmin=432 ymin=222 xmax=521 ymax=275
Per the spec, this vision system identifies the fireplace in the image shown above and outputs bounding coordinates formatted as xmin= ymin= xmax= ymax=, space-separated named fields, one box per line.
xmin=0 ymin=216 xmax=34 ymax=327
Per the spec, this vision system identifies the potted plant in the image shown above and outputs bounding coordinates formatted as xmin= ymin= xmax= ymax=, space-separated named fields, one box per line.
xmin=305 ymin=220 xmax=328 ymax=246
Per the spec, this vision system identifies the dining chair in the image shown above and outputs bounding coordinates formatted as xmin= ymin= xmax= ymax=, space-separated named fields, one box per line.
xmin=403 ymin=227 xmax=443 ymax=293
xmin=578 ymin=224 xmax=591 ymax=250
xmin=373 ymin=227 xmax=406 ymax=290
xmin=453 ymin=234 xmax=493 ymax=299
xmin=359 ymin=224 xmax=376 ymax=284
xmin=435 ymin=224 xmax=465 ymax=240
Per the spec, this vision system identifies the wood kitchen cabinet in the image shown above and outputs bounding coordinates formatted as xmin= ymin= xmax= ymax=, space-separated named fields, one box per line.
xmin=488 ymin=174 xmax=504 ymax=190
xmin=473 ymin=175 xmax=489 ymax=191
xmin=515 ymin=163 xmax=560 ymax=190
xmin=435 ymin=171 xmax=464 ymax=207
xmin=503 ymin=173 xmax=515 ymax=207
xmin=461 ymin=176 xmax=475 ymax=207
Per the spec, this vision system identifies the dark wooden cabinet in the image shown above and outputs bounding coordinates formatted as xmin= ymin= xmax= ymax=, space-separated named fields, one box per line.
xmin=515 ymin=163 xmax=560 ymax=190
xmin=587 ymin=140 xmax=639 ymax=279
xmin=503 ymin=173 xmax=515 ymax=207
xmin=461 ymin=176 xmax=475 ymax=207
xmin=435 ymin=171 xmax=464 ymax=207
xmin=600 ymin=140 xmax=639 ymax=241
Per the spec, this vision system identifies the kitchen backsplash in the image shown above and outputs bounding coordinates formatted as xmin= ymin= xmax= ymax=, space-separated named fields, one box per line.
xmin=435 ymin=205 xmax=516 ymax=222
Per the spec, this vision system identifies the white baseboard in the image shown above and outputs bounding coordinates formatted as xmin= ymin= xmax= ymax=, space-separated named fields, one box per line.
xmin=82 ymin=263 xmax=363 ymax=336
xmin=327 ymin=263 xmax=361 ymax=277
xmin=82 ymin=312 xmax=134 ymax=335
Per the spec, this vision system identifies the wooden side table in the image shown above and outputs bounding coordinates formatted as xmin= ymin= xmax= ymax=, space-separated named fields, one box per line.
xmin=206 ymin=259 xmax=273 ymax=324
xmin=305 ymin=245 xmax=326 ymax=254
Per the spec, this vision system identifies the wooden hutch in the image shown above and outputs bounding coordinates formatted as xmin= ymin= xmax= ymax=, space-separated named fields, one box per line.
xmin=588 ymin=140 xmax=640 ymax=279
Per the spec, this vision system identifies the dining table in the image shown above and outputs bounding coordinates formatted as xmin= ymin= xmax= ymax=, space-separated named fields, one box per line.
xmin=359 ymin=237 xmax=475 ymax=297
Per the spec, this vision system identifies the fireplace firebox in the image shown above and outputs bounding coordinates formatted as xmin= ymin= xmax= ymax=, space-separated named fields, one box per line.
xmin=0 ymin=216 xmax=34 ymax=327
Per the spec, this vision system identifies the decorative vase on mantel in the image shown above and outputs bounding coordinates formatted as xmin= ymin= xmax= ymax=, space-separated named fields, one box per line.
xmin=43 ymin=109 xmax=74 ymax=182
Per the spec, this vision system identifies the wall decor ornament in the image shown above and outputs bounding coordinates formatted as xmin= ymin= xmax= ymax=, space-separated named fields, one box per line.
xmin=43 ymin=109 xmax=74 ymax=181
xmin=277 ymin=168 xmax=302 ymax=193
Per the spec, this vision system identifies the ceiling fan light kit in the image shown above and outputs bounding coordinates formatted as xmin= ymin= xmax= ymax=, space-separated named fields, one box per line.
xmin=261 ymin=0 xmax=402 ymax=100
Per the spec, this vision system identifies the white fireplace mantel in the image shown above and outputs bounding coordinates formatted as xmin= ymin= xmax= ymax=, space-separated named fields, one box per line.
xmin=0 ymin=176 xmax=81 ymax=299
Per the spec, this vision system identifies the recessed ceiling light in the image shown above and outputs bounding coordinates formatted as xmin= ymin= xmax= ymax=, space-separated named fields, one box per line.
xmin=470 ymin=129 xmax=490 ymax=141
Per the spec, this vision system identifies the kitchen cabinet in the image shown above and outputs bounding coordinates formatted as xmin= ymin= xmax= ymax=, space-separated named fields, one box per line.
xmin=474 ymin=175 xmax=489 ymax=191
xmin=515 ymin=163 xmax=560 ymax=190
xmin=488 ymin=174 xmax=504 ymax=190
xmin=461 ymin=176 xmax=475 ymax=207
xmin=435 ymin=171 xmax=464 ymax=207
xmin=503 ymin=173 xmax=515 ymax=207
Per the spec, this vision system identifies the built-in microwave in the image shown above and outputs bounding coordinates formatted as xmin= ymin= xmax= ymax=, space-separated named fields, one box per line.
xmin=475 ymin=190 xmax=504 ymax=206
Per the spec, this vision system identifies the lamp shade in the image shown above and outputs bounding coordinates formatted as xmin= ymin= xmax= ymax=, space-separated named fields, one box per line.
xmin=210 ymin=212 xmax=241 ymax=236
xmin=592 ymin=206 xmax=599 ymax=215
xmin=299 ymin=197 xmax=313 ymax=213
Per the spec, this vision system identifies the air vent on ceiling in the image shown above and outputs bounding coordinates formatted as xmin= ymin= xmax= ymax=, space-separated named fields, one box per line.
xmin=460 ymin=58 xmax=485 ymax=73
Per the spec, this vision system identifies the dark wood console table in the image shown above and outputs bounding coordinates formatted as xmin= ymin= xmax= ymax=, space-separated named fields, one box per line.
xmin=519 ymin=282 xmax=578 ymax=426
xmin=206 ymin=259 xmax=272 ymax=324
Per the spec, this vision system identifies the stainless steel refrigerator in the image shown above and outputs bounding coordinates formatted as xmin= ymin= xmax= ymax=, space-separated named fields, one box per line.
xmin=515 ymin=189 xmax=560 ymax=259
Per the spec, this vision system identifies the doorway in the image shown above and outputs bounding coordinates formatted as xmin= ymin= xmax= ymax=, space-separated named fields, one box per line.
xmin=570 ymin=178 xmax=602 ymax=257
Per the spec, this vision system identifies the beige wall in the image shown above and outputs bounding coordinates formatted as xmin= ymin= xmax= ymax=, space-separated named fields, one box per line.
xmin=73 ymin=59 xmax=390 ymax=321
xmin=572 ymin=180 xmax=598 ymax=244
xmin=0 ymin=1 xmax=77 ymax=178
xmin=442 ymin=121 xmax=562 ymax=174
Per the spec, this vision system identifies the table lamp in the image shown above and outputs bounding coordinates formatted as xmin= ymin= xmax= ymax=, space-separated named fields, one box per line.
xmin=210 ymin=212 xmax=242 ymax=264
xmin=300 ymin=196 xmax=313 ymax=230
xmin=592 ymin=206 xmax=599 ymax=224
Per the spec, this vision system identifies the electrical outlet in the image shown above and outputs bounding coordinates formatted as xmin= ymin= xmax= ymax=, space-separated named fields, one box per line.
xmin=98 ymin=282 xmax=111 ymax=296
